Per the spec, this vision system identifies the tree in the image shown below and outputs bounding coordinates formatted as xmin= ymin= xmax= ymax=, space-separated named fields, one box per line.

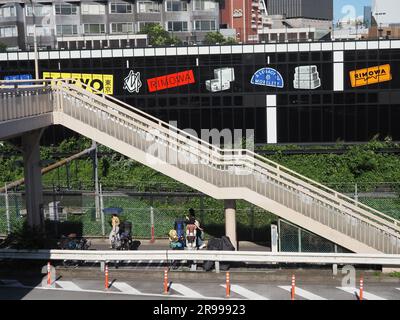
xmin=203 ymin=32 xmax=238 ymax=45
xmin=140 ymin=23 xmax=182 ymax=46
xmin=0 ymin=42 xmax=7 ymax=53
xmin=203 ymin=31 xmax=225 ymax=45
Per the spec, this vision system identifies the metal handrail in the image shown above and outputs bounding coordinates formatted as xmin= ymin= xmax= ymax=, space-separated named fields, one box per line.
xmin=2 ymin=79 xmax=400 ymax=251
xmin=52 ymin=80 xmax=400 ymax=234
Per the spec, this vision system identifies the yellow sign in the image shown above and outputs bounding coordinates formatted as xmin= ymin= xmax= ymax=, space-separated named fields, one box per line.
xmin=43 ymin=72 xmax=114 ymax=95
xmin=349 ymin=64 xmax=392 ymax=88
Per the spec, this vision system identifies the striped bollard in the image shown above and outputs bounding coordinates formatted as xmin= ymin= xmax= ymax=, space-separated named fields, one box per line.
xmin=291 ymin=274 xmax=296 ymax=300
xmin=163 ymin=268 xmax=168 ymax=294
xmin=47 ymin=262 xmax=51 ymax=286
xmin=226 ymin=272 xmax=231 ymax=298
xmin=105 ymin=264 xmax=109 ymax=290
xmin=359 ymin=277 xmax=364 ymax=301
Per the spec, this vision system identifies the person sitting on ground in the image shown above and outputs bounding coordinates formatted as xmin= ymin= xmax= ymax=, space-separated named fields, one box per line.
xmin=109 ymin=213 xmax=120 ymax=248
xmin=168 ymin=229 xmax=183 ymax=250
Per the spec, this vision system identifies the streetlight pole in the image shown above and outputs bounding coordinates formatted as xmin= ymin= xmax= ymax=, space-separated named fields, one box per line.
xmin=29 ymin=0 xmax=39 ymax=79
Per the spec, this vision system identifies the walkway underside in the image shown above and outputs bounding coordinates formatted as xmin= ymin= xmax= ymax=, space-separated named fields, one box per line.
xmin=1 ymin=80 xmax=400 ymax=254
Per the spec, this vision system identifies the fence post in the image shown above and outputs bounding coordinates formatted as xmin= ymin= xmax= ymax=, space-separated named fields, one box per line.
xmin=100 ymin=183 xmax=105 ymax=237
xmin=5 ymin=184 xmax=11 ymax=235
xmin=250 ymin=206 xmax=255 ymax=242
xmin=355 ymin=183 xmax=358 ymax=204
xmin=150 ymin=206 xmax=155 ymax=243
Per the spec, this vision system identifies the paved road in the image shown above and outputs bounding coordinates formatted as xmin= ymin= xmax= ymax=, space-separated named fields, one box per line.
xmin=1 ymin=276 xmax=399 ymax=300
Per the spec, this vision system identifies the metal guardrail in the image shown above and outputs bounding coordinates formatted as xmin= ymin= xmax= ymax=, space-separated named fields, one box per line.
xmin=0 ymin=250 xmax=399 ymax=266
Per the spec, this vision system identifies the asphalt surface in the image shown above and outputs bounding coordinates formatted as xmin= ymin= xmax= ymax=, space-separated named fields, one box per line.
xmin=1 ymin=268 xmax=400 ymax=300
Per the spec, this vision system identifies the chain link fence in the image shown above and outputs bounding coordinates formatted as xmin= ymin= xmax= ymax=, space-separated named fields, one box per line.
xmin=0 ymin=191 xmax=274 ymax=242
xmin=278 ymin=219 xmax=350 ymax=253
xmin=1 ymin=182 xmax=399 ymax=250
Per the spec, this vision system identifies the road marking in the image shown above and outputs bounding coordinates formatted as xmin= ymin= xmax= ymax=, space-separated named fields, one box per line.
xmin=336 ymin=287 xmax=387 ymax=300
xmin=170 ymin=283 xmax=205 ymax=298
xmin=221 ymin=284 xmax=267 ymax=300
xmin=56 ymin=281 xmax=83 ymax=291
xmin=279 ymin=286 xmax=327 ymax=300
xmin=112 ymin=282 xmax=142 ymax=295
xmin=0 ymin=279 xmax=24 ymax=288
xmin=0 ymin=283 xmax=225 ymax=300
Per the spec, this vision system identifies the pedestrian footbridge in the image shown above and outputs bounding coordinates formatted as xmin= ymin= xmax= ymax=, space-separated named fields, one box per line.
xmin=1 ymin=79 xmax=400 ymax=254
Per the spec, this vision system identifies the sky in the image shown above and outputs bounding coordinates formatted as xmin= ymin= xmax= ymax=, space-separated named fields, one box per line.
xmin=334 ymin=0 xmax=371 ymax=22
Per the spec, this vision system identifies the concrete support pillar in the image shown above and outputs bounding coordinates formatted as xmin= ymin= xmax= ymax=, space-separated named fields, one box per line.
xmin=22 ymin=130 xmax=44 ymax=230
xmin=224 ymin=199 xmax=237 ymax=250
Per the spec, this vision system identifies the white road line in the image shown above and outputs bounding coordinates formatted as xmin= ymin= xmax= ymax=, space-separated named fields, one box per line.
xmin=221 ymin=284 xmax=268 ymax=300
xmin=170 ymin=283 xmax=205 ymax=298
xmin=0 ymin=283 xmax=225 ymax=300
xmin=0 ymin=279 xmax=24 ymax=288
xmin=279 ymin=286 xmax=327 ymax=300
xmin=336 ymin=287 xmax=387 ymax=300
xmin=112 ymin=282 xmax=142 ymax=295
xmin=56 ymin=281 xmax=83 ymax=291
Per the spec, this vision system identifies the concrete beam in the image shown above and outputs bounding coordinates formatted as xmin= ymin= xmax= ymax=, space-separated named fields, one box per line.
xmin=224 ymin=199 xmax=237 ymax=250
xmin=22 ymin=129 xmax=44 ymax=230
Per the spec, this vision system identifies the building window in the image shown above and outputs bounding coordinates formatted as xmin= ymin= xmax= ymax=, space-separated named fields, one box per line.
xmin=0 ymin=26 xmax=18 ymax=37
xmin=55 ymin=4 xmax=78 ymax=15
xmin=166 ymin=1 xmax=188 ymax=12
xmin=81 ymin=4 xmax=105 ymax=15
xmin=167 ymin=21 xmax=188 ymax=32
xmin=111 ymin=23 xmax=134 ymax=33
xmin=110 ymin=3 xmax=132 ymax=14
xmin=83 ymin=24 xmax=106 ymax=34
xmin=194 ymin=20 xmax=216 ymax=31
xmin=137 ymin=1 xmax=160 ymax=13
xmin=0 ymin=6 xmax=16 ymax=18
xmin=56 ymin=25 xmax=78 ymax=36
xmin=138 ymin=22 xmax=160 ymax=32
xmin=27 ymin=25 xmax=52 ymax=36
xmin=26 ymin=5 xmax=52 ymax=16
xmin=194 ymin=0 xmax=216 ymax=11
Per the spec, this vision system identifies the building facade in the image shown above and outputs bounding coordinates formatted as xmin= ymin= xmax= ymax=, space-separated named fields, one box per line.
xmin=1 ymin=40 xmax=400 ymax=145
xmin=219 ymin=0 xmax=270 ymax=43
xmin=266 ymin=0 xmax=333 ymax=21
xmin=372 ymin=0 xmax=399 ymax=27
xmin=0 ymin=0 xmax=220 ymax=50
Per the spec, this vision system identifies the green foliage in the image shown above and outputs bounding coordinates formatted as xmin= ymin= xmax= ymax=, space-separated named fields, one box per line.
xmin=0 ymin=42 xmax=6 ymax=53
xmin=139 ymin=23 xmax=182 ymax=46
xmin=203 ymin=32 xmax=237 ymax=45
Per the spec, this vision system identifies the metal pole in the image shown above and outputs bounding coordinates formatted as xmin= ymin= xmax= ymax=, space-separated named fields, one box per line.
xmin=100 ymin=183 xmax=105 ymax=236
xmin=92 ymin=141 xmax=100 ymax=220
xmin=150 ymin=206 xmax=155 ymax=243
xmin=355 ymin=183 xmax=358 ymax=204
xmin=5 ymin=184 xmax=11 ymax=235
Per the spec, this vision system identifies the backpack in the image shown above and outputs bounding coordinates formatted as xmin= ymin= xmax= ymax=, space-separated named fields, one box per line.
xmin=174 ymin=219 xmax=185 ymax=239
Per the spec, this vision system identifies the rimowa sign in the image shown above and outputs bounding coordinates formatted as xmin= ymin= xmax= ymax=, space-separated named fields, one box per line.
xmin=147 ymin=70 xmax=195 ymax=92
